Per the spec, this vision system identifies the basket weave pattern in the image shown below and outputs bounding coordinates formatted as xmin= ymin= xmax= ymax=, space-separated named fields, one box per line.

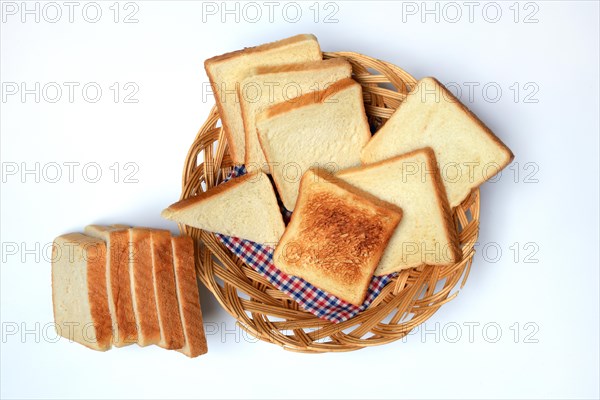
xmin=179 ymin=52 xmax=480 ymax=353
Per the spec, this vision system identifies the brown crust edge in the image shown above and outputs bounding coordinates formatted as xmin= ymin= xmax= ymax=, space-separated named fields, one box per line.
xmin=257 ymin=77 xmax=359 ymax=121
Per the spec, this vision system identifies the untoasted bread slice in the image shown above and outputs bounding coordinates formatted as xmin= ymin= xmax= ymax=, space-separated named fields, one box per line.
xmin=84 ymin=225 xmax=137 ymax=347
xmin=52 ymin=233 xmax=112 ymax=351
xmin=256 ymin=78 xmax=371 ymax=211
xmin=128 ymin=228 xmax=161 ymax=346
xmin=205 ymin=34 xmax=322 ymax=164
xmin=361 ymin=77 xmax=514 ymax=207
xmin=150 ymin=229 xmax=185 ymax=350
xmin=274 ymin=169 xmax=402 ymax=305
xmin=171 ymin=236 xmax=208 ymax=358
xmin=240 ymin=58 xmax=352 ymax=173
xmin=161 ymin=171 xmax=285 ymax=246
xmin=337 ymin=148 xmax=461 ymax=275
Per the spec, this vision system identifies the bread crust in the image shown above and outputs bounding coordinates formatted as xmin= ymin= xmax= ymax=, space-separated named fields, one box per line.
xmin=85 ymin=237 xmax=113 ymax=350
xmin=129 ymin=228 xmax=161 ymax=346
xmin=274 ymin=169 xmax=402 ymax=305
xmin=172 ymin=236 xmax=208 ymax=357
xmin=109 ymin=229 xmax=138 ymax=346
xmin=204 ymin=34 xmax=321 ymax=164
xmin=257 ymin=77 xmax=358 ymax=121
xmin=151 ymin=230 xmax=185 ymax=350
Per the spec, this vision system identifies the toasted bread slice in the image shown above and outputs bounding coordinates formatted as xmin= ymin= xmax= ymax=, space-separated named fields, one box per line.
xmin=150 ymin=229 xmax=185 ymax=350
xmin=361 ymin=77 xmax=514 ymax=208
xmin=256 ymin=78 xmax=371 ymax=211
xmin=52 ymin=233 xmax=112 ymax=351
xmin=171 ymin=236 xmax=208 ymax=358
xmin=84 ymin=224 xmax=137 ymax=347
xmin=337 ymin=148 xmax=461 ymax=275
xmin=240 ymin=58 xmax=352 ymax=173
xmin=161 ymin=171 xmax=285 ymax=246
xmin=274 ymin=169 xmax=402 ymax=305
xmin=128 ymin=228 xmax=161 ymax=346
xmin=205 ymin=34 xmax=322 ymax=164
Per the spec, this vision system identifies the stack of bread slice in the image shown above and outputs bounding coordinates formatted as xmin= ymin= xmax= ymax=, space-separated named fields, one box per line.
xmin=52 ymin=225 xmax=207 ymax=357
xmin=163 ymin=34 xmax=514 ymax=307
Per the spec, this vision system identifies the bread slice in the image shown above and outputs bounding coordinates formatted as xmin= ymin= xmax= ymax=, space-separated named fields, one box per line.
xmin=256 ymin=78 xmax=371 ymax=211
xmin=128 ymin=228 xmax=161 ymax=346
xmin=171 ymin=236 xmax=208 ymax=357
xmin=52 ymin=233 xmax=113 ymax=351
xmin=205 ymin=34 xmax=322 ymax=164
xmin=337 ymin=148 xmax=461 ymax=275
xmin=273 ymin=169 xmax=402 ymax=305
xmin=150 ymin=229 xmax=185 ymax=350
xmin=361 ymin=77 xmax=514 ymax=208
xmin=84 ymin=224 xmax=137 ymax=347
xmin=161 ymin=171 xmax=285 ymax=246
xmin=240 ymin=58 xmax=352 ymax=173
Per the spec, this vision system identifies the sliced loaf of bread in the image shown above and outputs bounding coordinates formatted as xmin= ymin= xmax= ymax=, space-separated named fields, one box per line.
xmin=84 ymin=224 xmax=137 ymax=347
xmin=205 ymin=34 xmax=322 ymax=164
xmin=256 ymin=78 xmax=371 ymax=211
xmin=52 ymin=233 xmax=112 ymax=351
xmin=273 ymin=169 xmax=402 ymax=305
xmin=239 ymin=58 xmax=352 ymax=173
xmin=171 ymin=236 xmax=208 ymax=357
xmin=337 ymin=148 xmax=461 ymax=275
xmin=361 ymin=77 xmax=514 ymax=207
xmin=161 ymin=171 xmax=285 ymax=246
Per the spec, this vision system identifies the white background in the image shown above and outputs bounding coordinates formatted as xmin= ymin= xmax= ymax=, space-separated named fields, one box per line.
xmin=1 ymin=1 xmax=599 ymax=399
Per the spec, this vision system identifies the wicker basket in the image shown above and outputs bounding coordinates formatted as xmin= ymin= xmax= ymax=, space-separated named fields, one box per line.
xmin=178 ymin=51 xmax=479 ymax=353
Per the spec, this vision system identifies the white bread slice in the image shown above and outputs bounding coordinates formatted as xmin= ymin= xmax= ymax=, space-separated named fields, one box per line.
xmin=52 ymin=233 xmax=113 ymax=351
xmin=84 ymin=224 xmax=137 ymax=347
xmin=274 ymin=169 xmax=402 ymax=305
xmin=205 ymin=34 xmax=322 ymax=164
xmin=150 ymin=229 xmax=185 ymax=350
xmin=256 ymin=78 xmax=371 ymax=211
xmin=361 ymin=77 xmax=514 ymax=208
xmin=171 ymin=236 xmax=208 ymax=357
xmin=161 ymin=171 xmax=285 ymax=246
xmin=128 ymin=228 xmax=161 ymax=346
xmin=240 ymin=58 xmax=352 ymax=173
xmin=337 ymin=148 xmax=461 ymax=275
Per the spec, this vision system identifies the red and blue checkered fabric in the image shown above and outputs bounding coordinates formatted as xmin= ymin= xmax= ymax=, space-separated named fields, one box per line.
xmin=215 ymin=166 xmax=396 ymax=323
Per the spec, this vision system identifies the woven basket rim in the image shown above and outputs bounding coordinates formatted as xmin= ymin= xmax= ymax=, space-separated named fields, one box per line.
xmin=179 ymin=51 xmax=480 ymax=353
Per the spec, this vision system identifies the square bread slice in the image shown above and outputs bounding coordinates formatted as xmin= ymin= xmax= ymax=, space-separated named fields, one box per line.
xmin=205 ymin=34 xmax=322 ymax=164
xmin=239 ymin=58 xmax=352 ymax=173
xmin=273 ymin=169 xmax=402 ymax=305
xmin=128 ymin=228 xmax=161 ymax=346
xmin=161 ymin=171 xmax=285 ymax=246
xmin=171 ymin=236 xmax=208 ymax=357
xmin=361 ymin=77 xmax=514 ymax=208
xmin=84 ymin=224 xmax=137 ymax=347
xmin=337 ymin=148 xmax=461 ymax=275
xmin=52 ymin=233 xmax=112 ymax=351
xmin=150 ymin=229 xmax=185 ymax=350
xmin=256 ymin=78 xmax=371 ymax=211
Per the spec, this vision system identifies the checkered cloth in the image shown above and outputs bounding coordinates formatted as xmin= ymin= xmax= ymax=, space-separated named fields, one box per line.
xmin=215 ymin=166 xmax=396 ymax=323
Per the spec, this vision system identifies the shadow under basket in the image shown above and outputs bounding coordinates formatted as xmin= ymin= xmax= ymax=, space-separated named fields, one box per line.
xmin=178 ymin=51 xmax=480 ymax=353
